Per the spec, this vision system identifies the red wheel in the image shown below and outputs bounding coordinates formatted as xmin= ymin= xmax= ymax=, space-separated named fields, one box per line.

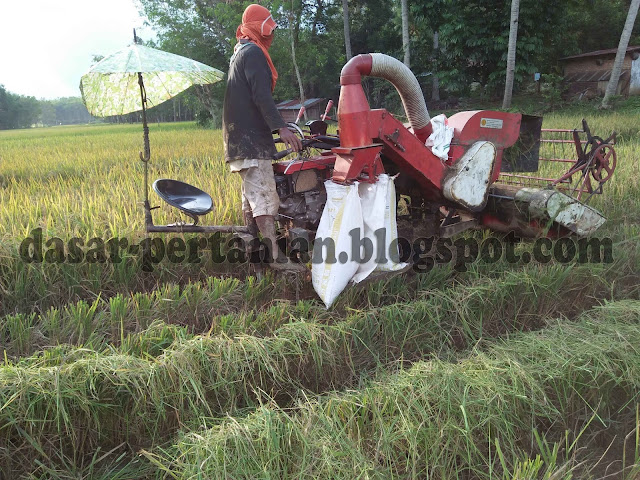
xmin=591 ymin=144 xmax=616 ymax=184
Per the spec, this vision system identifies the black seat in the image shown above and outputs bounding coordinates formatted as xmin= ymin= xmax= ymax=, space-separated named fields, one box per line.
xmin=152 ymin=179 xmax=213 ymax=217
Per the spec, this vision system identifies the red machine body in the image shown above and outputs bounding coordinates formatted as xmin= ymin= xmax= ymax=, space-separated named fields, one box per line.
xmin=272 ymin=53 xmax=610 ymax=239
xmin=328 ymin=54 xmax=524 ymax=202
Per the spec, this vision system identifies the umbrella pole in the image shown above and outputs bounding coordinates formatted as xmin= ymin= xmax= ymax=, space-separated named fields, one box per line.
xmin=138 ymin=72 xmax=153 ymax=229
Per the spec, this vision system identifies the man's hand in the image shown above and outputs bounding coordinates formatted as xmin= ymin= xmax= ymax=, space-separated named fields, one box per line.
xmin=278 ymin=127 xmax=303 ymax=153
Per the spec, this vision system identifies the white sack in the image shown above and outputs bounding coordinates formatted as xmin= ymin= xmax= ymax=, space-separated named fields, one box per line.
xmin=312 ymin=181 xmax=363 ymax=309
xmin=425 ymin=114 xmax=454 ymax=161
xmin=373 ymin=174 xmax=407 ymax=273
xmin=352 ymin=174 xmax=407 ymax=282
xmin=351 ymin=179 xmax=385 ymax=283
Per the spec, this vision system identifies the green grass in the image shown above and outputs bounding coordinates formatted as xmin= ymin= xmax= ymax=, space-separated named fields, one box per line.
xmin=146 ymin=301 xmax=640 ymax=480
xmin=0 ymin=260 xmax=637 ymax=477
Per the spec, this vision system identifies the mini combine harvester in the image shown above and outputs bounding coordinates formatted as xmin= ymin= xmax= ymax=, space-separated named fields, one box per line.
xmin=147 ymin=53 xmax=617 ymax=265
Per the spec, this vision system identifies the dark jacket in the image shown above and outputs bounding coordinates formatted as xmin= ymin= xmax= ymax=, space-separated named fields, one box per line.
xmin=223 ymin=41 xmax=286 ymax=162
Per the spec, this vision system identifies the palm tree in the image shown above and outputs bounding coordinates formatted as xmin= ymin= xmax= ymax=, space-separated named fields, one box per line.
xmin=401 ymin=0 xmax=410 ymax=67
xmin=602 ymin=0 xmax=640 ymax=108
xmin=432 ymin=31 xmax=440 ymax=101
xmin=289 ymin=1 xmax=307 ymax=120
xmin=342 ymin=0 xmax=352 ymax=61
xmin=502 ymin=0 xmax=520 ymax=109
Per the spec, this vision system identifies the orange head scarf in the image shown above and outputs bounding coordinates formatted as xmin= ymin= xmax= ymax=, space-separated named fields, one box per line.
xmin=236 ymin=4 xmax=278 ymax=91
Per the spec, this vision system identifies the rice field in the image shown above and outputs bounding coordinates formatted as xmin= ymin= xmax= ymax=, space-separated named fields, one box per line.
xmin=0 ymin=110 xmax=639 ymax=479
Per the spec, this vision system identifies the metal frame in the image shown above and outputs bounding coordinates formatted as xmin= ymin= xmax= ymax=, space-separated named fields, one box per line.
xmin=497 ymin=120 xmax=617 ymax=204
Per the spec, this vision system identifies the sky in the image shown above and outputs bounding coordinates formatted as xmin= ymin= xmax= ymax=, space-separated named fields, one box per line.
xmin=0 ymin=0 xmax=155 ymax=100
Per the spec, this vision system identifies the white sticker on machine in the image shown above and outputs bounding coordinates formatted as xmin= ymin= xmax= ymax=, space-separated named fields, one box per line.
xmin=480 ymin=118 xmax=503 ymax=129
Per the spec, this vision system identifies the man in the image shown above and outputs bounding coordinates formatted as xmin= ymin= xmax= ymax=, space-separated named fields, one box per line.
xmin=223 ymin=3 xmax=304 ymax=271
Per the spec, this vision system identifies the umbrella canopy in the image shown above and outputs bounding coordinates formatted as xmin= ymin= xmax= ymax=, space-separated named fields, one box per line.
xmin=80 ymin=44 xmax=224 ymax=117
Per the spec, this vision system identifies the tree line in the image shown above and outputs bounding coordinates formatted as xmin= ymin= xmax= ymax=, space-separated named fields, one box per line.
xmin=2 ymin=0 xmax=638 ymax=129
xmin=0 ymin=86 xmax=40 ymax=129
xmin=0 ymin=86 xmax=204 ymax=130
xmin=0 ymin=88 xmax=100 ymax=129
xmin=137 ymin=0 xmax=640 ymax=117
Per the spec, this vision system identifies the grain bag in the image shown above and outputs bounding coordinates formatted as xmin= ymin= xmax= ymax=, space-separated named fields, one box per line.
xmin=351 ymin=178 xmax=386 ymax=282
xmin=373 ymin=174 xmax=407 ymax=272
xmin=312 ymin=181 xmax=363 ymax=308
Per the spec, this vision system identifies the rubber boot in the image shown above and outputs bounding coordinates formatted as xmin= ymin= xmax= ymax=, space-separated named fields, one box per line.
xmin=242 ymin=208 xmax=258 ymax=237
xmin=254 ymin=215 xmax=307 ymax=272
xmin=242 ymin=209 xmax=263 ymax=278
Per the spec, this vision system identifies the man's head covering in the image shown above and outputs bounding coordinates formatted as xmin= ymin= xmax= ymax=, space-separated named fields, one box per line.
xmin=236 ymin=4 xmax=278 ymax=91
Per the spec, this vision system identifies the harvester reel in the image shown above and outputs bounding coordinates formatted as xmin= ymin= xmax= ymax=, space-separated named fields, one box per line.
xmin=557 ymin=123 xmax=617 ymax=202
xmin=591 ymin=143 xmax=616 ymax=184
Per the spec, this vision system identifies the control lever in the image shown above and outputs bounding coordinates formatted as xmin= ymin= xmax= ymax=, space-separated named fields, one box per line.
xmin=273 ymin=139 xmax=315 ymax=160
xmin=321 ymin=100 xmax=333 ymax=121
xmin=295 ymin=106 xmax=306 ymax=124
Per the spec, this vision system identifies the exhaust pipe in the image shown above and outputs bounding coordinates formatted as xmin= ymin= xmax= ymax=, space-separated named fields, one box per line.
xmin=369 ymin=54 xmax=431 ymax=135
xmin=339 ymin=53 xmax=431 ymax=144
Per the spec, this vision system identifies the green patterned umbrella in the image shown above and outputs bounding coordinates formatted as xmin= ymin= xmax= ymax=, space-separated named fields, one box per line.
xmin=80 ymin=43 xmax=224 ymax=117
xmin=80 ymin=34 xmax=224 ymax=213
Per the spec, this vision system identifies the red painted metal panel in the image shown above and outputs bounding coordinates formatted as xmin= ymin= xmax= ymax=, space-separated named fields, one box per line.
xmin=448 ymin=111 xmax=522 ymax=148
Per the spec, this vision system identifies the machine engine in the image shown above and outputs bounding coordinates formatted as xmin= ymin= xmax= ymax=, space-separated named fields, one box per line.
xmin=275 ymin=169 xmax=327 ymax=230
